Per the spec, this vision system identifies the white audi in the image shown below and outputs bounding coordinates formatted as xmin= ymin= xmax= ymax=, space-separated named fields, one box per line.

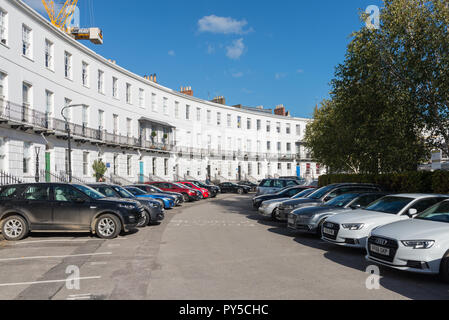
xmin=366 ymin=199 xmax=449 ymax=281
xmin=322 ymin=194 xmax=448 ymax=249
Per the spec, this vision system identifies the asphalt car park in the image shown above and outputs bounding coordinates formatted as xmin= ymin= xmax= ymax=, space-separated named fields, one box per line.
xmin=1 ymin=193 xmax=449 ymax=300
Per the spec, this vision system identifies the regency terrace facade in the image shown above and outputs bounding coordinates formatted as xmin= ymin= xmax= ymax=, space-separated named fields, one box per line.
xmin=0 ymin=0 xmax=324 ymax=184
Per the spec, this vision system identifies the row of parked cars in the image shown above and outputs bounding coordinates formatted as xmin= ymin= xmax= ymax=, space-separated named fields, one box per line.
xmin=252 ymin=181 xmax=449 ymax=282
xmin=0 ymin=179 xmax=233 ymax=241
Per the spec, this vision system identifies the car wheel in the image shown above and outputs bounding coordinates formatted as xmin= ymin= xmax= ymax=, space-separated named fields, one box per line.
xmin=137 ymin=210 xmax=150 ymax=228
xmin=237 ymin=188 xmax=244 ymax=195
xmin=316 ymin=220 xmax=325 ymax=237
xmin=182 ymin=193 xmax=189 ymax=202
xmin=271 ymin=208 xmax=280 ymax=222
xmin=440 ymin=251 xmax=449 ymax=282
xmin=1 ymin=215 xmax=29 ymax=241
xmin=95 ymin=214 xmax=121 ymax=239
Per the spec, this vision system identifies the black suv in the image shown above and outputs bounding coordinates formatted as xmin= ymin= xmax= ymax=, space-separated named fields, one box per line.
xmin=0 ymin=183 xmax=145 ymax=241
xmin=88 ymin=183 xmax=165 ymax=227
xmin=218 ymin=182 xmax=252 ymax=194
xmin=277 ymin=183 xmax=382 ymax=222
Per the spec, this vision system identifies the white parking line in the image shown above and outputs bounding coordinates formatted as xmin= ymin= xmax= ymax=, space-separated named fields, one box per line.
xmin=67 ymin=293 xmax=92 ymax=300
xmin=0 ymin=277 xmax=101 ymax=287
xmin=0 ymin=252 xmax=113 ymax=262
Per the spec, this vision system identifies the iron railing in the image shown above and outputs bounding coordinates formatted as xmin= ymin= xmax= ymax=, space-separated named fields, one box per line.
xmin=0 ymin=170 xmax=23 ymax=186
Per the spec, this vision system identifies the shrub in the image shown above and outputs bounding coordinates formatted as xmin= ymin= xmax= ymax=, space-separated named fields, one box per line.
xmin=318 ymin=171 xmax=448 ymax=194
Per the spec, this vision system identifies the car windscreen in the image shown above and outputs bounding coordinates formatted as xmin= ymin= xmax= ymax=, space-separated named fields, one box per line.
xmin=325 ymin=193 xmax=359 ymax=208
xmin=292 ymin=189 xmax=315 ymax=199
xmin=308 ymin=185 xmax=336 ymax=200
xmin=112 ymin=186 xmax=135 ymax=199
xmin=126 ymin=187 xmax=146 ymax=195
xmin=73 ymin=185 xmax=106 ymax=199
xmin=364 ymin=196 xmax=414 ymax=215
xmin=416 ymin=201 xmax=449 ymax=223
xmin=150 ymin=186 xmax=164 ymax=193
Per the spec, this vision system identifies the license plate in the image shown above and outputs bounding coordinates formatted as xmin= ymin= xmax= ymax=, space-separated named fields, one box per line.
xmin=370 ymin=245 xmax=390 ymax=256
xmin=323 ymin=228 xmax=335 ymax=236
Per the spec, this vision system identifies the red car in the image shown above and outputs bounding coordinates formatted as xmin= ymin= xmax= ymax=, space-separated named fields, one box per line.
xmin=146 ymin=182 xmax=200 ymax=202
xmin=177 ymin=182 xmax=210 ymax=199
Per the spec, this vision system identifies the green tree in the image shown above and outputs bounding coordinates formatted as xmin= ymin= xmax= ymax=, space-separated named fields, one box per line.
xmin=370 ymin=0 xmax=449 ymax=157
xmin=92 ymin=159 xmax=107 ymax=182
xmin=305 ymin=15 xmax=428 ymax=174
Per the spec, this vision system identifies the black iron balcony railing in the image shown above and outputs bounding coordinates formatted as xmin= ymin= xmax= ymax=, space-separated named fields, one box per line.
xmin=0 ymin=99 xmax=302 ymax=161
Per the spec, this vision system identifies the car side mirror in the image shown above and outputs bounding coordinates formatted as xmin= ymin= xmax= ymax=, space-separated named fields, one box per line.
xmin=350 ymin=204 xmax=361 ymax=210
xmin=75 ymin=198 xmax=87 ymax=203
xmin=407 ymin=208 xmax=418 ymax=217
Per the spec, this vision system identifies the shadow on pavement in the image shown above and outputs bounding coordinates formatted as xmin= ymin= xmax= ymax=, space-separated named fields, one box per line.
xmin=207 ymin=194 xmax=449 ymax=299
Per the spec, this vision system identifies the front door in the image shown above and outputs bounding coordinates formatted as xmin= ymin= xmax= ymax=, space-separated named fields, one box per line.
xmin=52 ymin=185 xmax=92 ymax=230
xmin=45 ymin=152 xmax=51 ymax=182
xmin=139 ymin=161 xmax=144 ymax=183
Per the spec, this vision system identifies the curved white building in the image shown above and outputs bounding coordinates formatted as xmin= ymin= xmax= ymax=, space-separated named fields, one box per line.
xmin=0 ymin=0 xmax=323 ymax=183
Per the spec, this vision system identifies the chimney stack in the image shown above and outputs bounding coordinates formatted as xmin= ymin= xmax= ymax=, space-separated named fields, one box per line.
xmin=212 ymin=96 xmax=226 ymax=105
xmin=180 ymin=86 xmax=194 ymax=96
xmin=274 ymin=104 xmax=287 ymax=116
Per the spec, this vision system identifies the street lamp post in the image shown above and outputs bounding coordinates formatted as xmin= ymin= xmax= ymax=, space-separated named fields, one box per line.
xmin=35 ymin=146 xmax=40 ymax=182
xmin=61 ymin=104 xmax=84 ymax=183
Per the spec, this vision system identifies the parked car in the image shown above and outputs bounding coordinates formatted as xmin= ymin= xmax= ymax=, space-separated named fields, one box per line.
xmin=147 ymin=182 xmax=201 ymax=202
xmin=186 ymin=180 xmax=220 ymax=198
xmin=322 ymin=194 xmax=449 ymax=249
xmin=258 ymin=188 xmax=317 ymax=221
xmin=88 ymin=183 xmax=165 ymax=227
xmin=239 ymin=181 xmax=258 ymax=192
xmin=253 ymin=185 xmax=315 ymax=209
xmin=128 ymin=184 xmax=183 ymax=206
xmin=218 ymin=182 xmax=252 ymax=194
xmin=277 ymin=183 xmax=382 ymax=222
xmin=178 ymin=182 xmax=210 ymax=199
xmin=125 ymin=187 xmax=176 ymax=209
xmin=288 ymin=192 xmax=389 ymax=235
xmin=0 ymin=183 xmax=145 ymax=241
xmin=256 ymin=178 xmax=301 ymax=196
xmin=366 ymin=199 xmax=449 ymax=281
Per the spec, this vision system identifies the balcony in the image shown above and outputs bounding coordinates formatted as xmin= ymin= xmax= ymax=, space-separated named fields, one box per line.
xmin=0 ymin=99 xmax=174 ymax=153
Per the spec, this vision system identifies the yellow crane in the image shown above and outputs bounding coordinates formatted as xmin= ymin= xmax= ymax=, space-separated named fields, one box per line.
xmin=41 ymin=0 xmax=103 ymax=44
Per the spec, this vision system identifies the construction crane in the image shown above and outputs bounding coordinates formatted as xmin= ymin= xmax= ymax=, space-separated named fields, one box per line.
xmin=41 ymin=0 xmax=103 ymax=44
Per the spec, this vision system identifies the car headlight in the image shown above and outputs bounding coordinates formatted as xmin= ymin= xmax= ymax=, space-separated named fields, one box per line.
xmin=401 ymin=240 xmax=435 ymax=249
xmin=118 ymin=203 xmax=136 ymax=210
xmin=342 ymin=223 xmax=365 ymax=230
xmin=284 ymin=205 xmax=294 ymax=210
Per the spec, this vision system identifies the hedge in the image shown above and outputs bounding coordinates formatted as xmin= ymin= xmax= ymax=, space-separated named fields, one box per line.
xmin=318 ymin=171 xmax=449 ymax=194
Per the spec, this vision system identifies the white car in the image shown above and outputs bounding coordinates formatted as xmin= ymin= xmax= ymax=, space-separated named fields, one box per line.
xmin=322 ymin=194 xmax=448 ymax=249
xmin=366 ymin=200 xmax=449 ymax=281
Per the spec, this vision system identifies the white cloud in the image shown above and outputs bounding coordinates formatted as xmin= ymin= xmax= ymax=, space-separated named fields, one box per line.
xmin=168 ymin=50 xmax=176 ymax=56
xmin=275 ymin=72 xmax=287 ymax=80
xmin=226 ymin=38 xmax=245 ymax=60
xmin=232 ymin=71 xmax=244 ymax=78
xmin=207 ymin=44 xmax=215 ymax=54
xmin=198 ymin=15 xmax=252 ymax=35
xmin=297 ymin=69 xmax=304 ymax=74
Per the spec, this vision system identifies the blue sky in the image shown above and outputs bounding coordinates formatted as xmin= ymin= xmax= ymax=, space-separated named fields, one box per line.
xmin=25 ymin=0 xmax=383 ymax=118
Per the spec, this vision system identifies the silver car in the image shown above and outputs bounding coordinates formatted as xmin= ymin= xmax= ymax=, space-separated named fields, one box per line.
xmin=287 ymin=193 xmax=388 ymax=235
xmin=256 ymin=179 xmax=301 ymax=196
xmin=258 ymin=189 xmax=316 ymax=220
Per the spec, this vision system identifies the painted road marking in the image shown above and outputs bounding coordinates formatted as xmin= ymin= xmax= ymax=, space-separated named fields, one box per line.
xmin=0 ymin=252 xmax=113 ymax=262
xmin=0 ymin=277 xmax=101 ymax=287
